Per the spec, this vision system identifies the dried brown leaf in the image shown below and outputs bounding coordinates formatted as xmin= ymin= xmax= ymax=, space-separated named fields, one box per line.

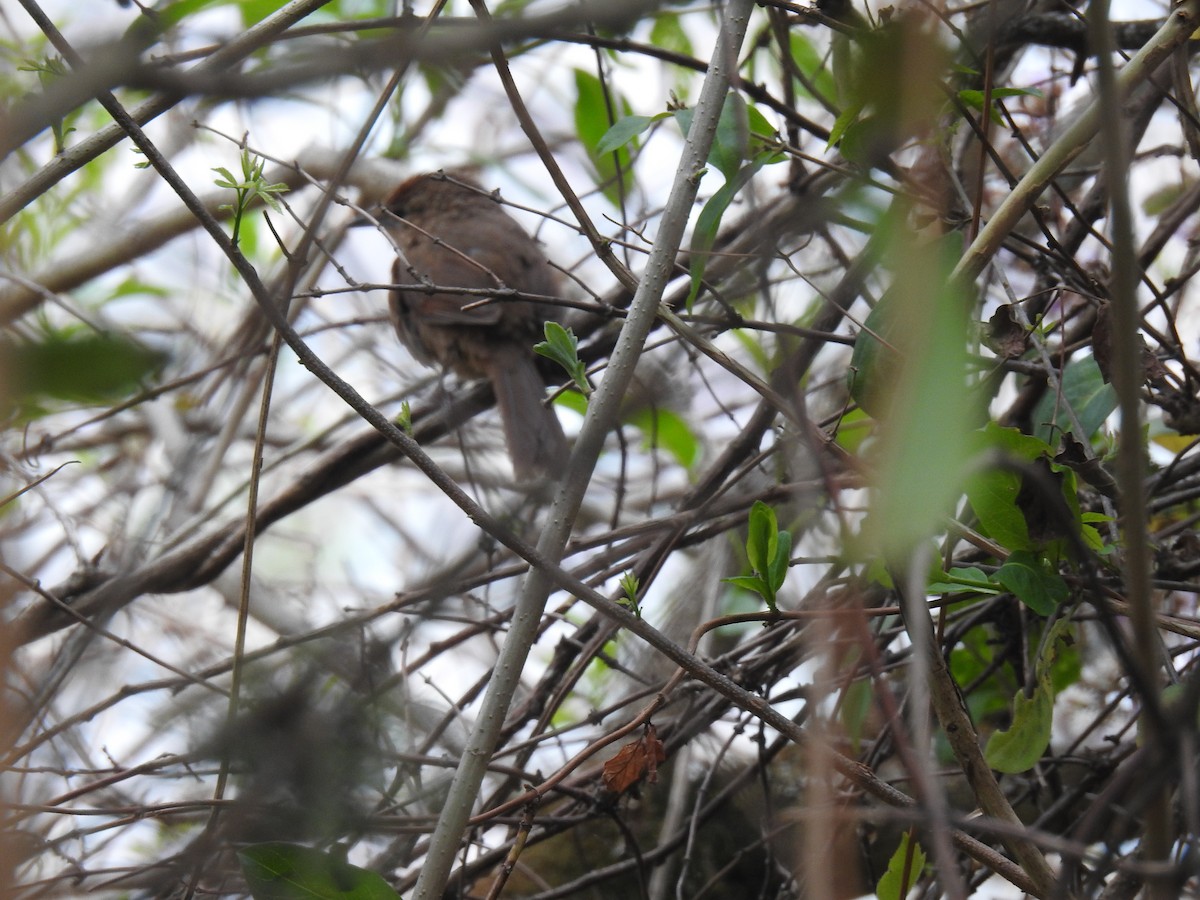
xmin=602 ymin=724 xmax=667 ymax=794
xmin=986 ymin=304 xmax=1028 ymax=359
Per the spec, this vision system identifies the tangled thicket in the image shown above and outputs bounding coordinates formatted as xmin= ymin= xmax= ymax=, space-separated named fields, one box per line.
xmin=4 ymin=0 xmax=1200 ymax=897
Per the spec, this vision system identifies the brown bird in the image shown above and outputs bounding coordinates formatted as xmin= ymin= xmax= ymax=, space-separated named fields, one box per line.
xmin=378 ymin=171 xmax=568 ymax=480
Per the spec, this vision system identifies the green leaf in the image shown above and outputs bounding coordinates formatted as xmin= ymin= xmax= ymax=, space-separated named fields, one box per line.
xmin=574 ymin=69 xmax=633 ymax=204
xmin=595 ymin=114 xmax=663 ymax=156
xmin=965 ymin=466 xmax=1030 ymax=551
xmin=709 ymin=93 xmax=750 ymax=181
xmin=239 ymin=0 xmax=291 ymax=26
xmin=724 ymin=501 xmax=791 ymax=613
xmin=675 ymin=95 xmax=779 ymax=180
xmin=976 ymin=421 xmax=1057 ymax=459
xmin=847 ymin=292 xmax=900 ymax=418
xmin=833 ymin=406 xmax=873 ymax=454
xmin=984 ymin=620 xmax=1073 ymax=772
xmin=746 ymin=500 xmax=779 ymax=578
xmin=1047 ymin=624 xmax=1082 ymax=693
xmin=964 ymin=424 xmax=1067 ymax=552
xmin=767 ymin=529 xmax=792 ymax=594
xmin=685 ymin=159 xmax=762 ymax=309
xmin=745 ymin=104 xmax=786 ymax=163
xmin=109 ymin=275 xmax=170 ymax=300
xmin=139 ymin=0 xmax=224 ymax=32
xmin=949 ymin=627 xmax=1014 ymax=724
xmin=553 ymin=389 xmax=588 ymax=417
xmin=649 ymin=10 xmax=693 ymax=58
xmin=788 ymin=33 xmax=837 ymax=103
xmin=984 ymin=678 xmax=1053 ymax=772
xmin=994 ymin=550 xmax=1067 ymax=615
xmin=840 ymin=677 xmax=874 ymax=753
xmin=724 ymin=574 xmax=771 ymax=596
xmin=958 ymin=86 xmax=1043 ymax=102
xmin=876 ymin=832 xmax=927 ymax=900
xmin=534 ymin=322 xmax=591 ymax=396
xmin=4 ymin=332 xmax=164 ymax=417
xmin=827 ymin=101 xmax=865 ymax=150
xmin=926 ymin=566 xmax=1002 ymax=595
xmin=1032 ymin=354 xmax=1118 ymax=443
xmin=957 ymin=87 xmax=1043 ymax=126
xmin=627 ymin=407 xmax=699 ymax=468
xmin=238 ymin=843 xmax=400 ymax=900
xmin=618 ymin=570 xmax=641 ymax=617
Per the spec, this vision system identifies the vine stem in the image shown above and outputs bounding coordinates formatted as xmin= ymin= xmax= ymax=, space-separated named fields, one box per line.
xmin=1089 ymin=0 xmax=1173 ymax=890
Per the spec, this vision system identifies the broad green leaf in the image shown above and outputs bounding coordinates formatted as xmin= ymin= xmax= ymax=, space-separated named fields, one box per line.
xmin=239 ymin=0 xmax=290 ymax=26
xmin=840 ymin=677 xmax=874 ymax=753
xmin=745 ymin=105 xmax=787 ymax=165
xmin=959 ymin=86 xmax=1044 ymax=101
xmin=675 ymin=96 xmax=780 ymax=178
xmin=768 ymin=529 xmax=792 ymax=594
xmin=146 ymin=0 xmax=224 ymax=32
xmin=826 ymin=101 xmax=864 ymax=150
xmin=1032 ymin=354 xmax=1117 ymax=443
xmin=847 ymin=291 xmax=900 ymax=418
xmin=709 ymin=93 xmax=750 ymax=180
xmin=833 ymin=406 xmax=873 ymax=454
xmin=553 ymin=389 xmax=588 ymax=416
xmin=746 ymin=500 xmax=778 ymax=578
xmin=970 ymin=420 xmax=1055 ymax=460
xmin=574 ymin=69 xmax=633 ymax=204
xmin=4 ymin=332 xmax=164 ymax=417
xmin=994 ymin=550 xmax=1067 ymax=616
xmin=964 ymin=424 xmax=1068 ymax=553
xmin=724 ymin=574 xmax=771 ymax=597
xmin=877 ymin=832 xmax=927 ymax=900
xmin=788 ymin=33 xmax=837 ymax=103
xmin=725 ymin=501 xmax=790 ymax=612
xmin=595 ymin=114 xmax=663 ymax=155
xmin=985 ymin=620 xmax=1073 ymax=772
xmin=958 ymin=86 xmax=1044 ymax=126
xmin=984 ymin=675 xmax=1054 ymax=773
xmin=926 ymin=566 xmax=1001 ymax=595
xmin=949 ymin=627 xmax=1015 ymax=724
xmin=109 ymin=276 xmax=170 ymax=300
xmin=649 ymin=11 xmax=693 ymax=58
xmin=1143 ymin=181 xmax=1191 ymax=217
xmin=685 ymin=159 xmax=761 ymax=309
xmin=534 ymin=322 xmax=590 ymax=395
xmin=965 ymin=466 xmax=1031 ymax=551
xmin=628 ymin=408 xmax=699 ymax=468
xmin=1048 ymin=627 xmax=1082 ymax=693
xmin=238 ymin=843 xmax=400 ymax=900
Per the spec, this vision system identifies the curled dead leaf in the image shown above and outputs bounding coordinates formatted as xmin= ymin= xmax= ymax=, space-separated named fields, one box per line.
xmin=985 ymin=304 xmax=1028 ymax=360
xmin=601 ymin=724 xmax=667 ymax=794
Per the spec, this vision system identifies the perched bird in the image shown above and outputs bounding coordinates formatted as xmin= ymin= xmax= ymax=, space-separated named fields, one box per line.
xmin=378 ymin=171 xmax=567 ymax=480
